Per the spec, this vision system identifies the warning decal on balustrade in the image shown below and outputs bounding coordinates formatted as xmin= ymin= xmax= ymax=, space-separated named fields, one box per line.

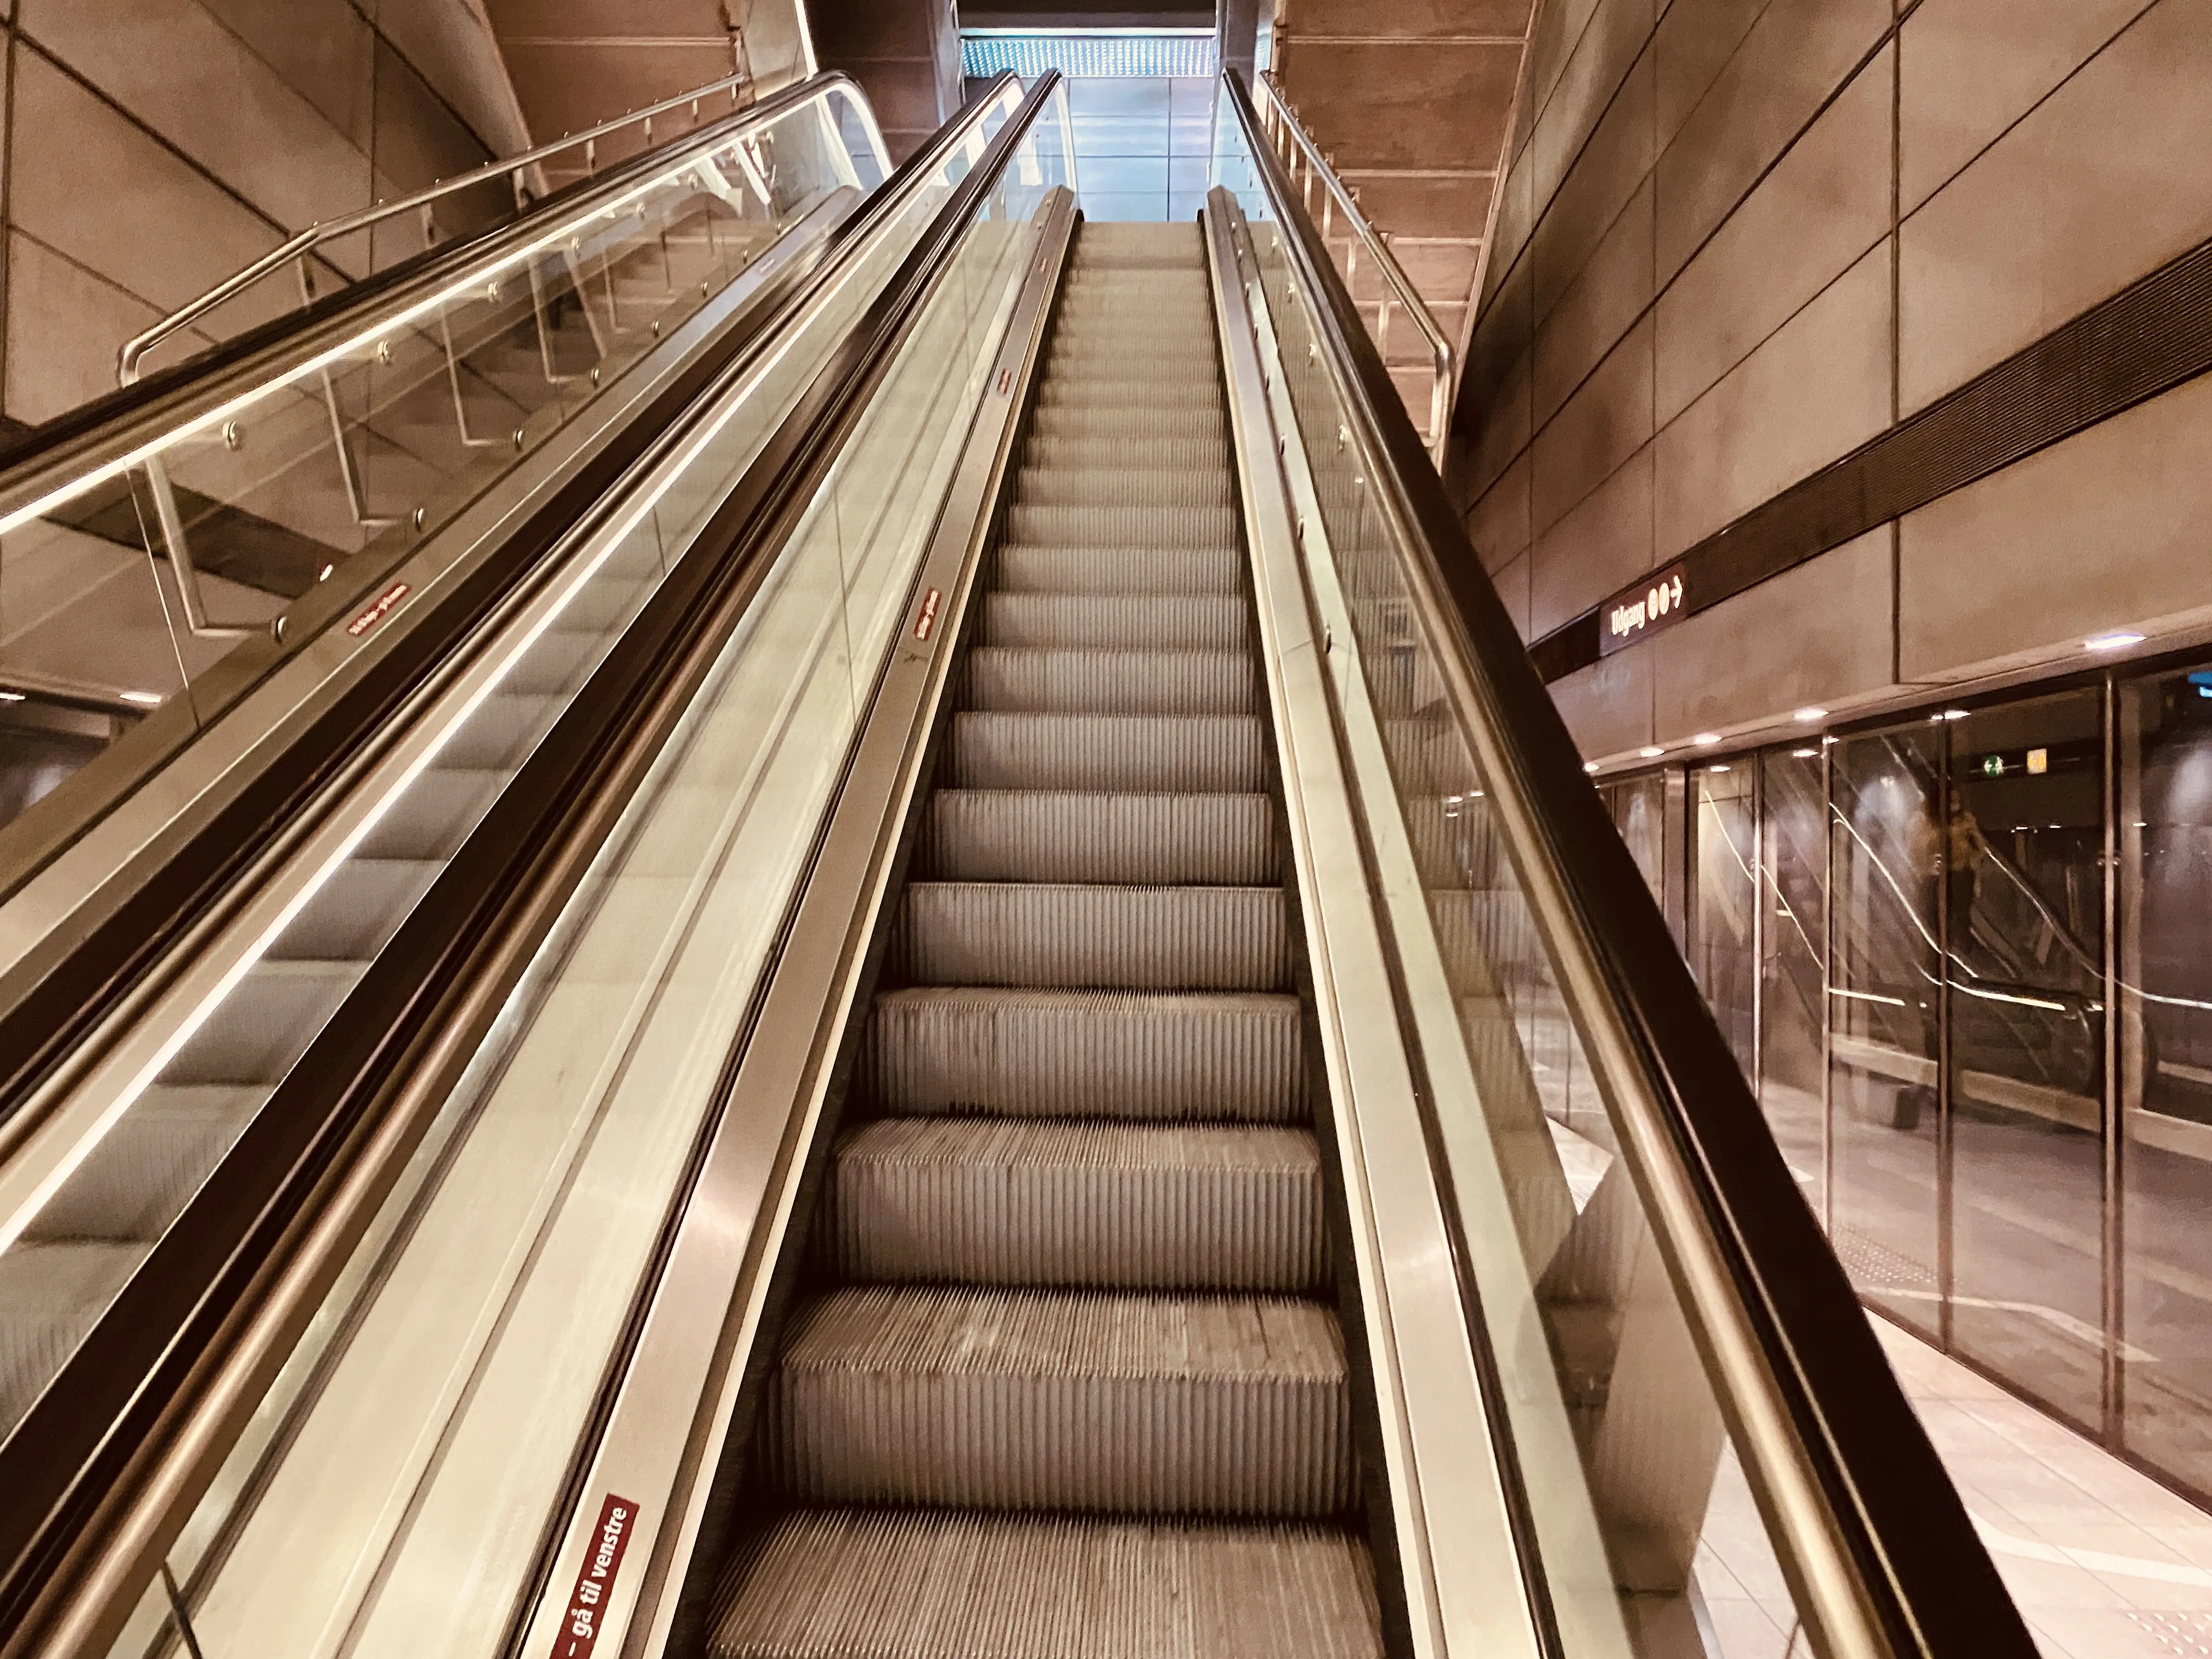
xmin=550 ymin=1493 xmax=640 ymax=1659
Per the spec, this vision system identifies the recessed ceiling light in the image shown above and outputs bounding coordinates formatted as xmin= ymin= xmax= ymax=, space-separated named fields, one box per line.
xmin=2086 ymin=631 xmax=2145 ymax=652
xmin=120 ymin=690 xmax=163 ymax=707
xmin=1942 ymin=709 xmax=1968 ymax=721
xmin=1583 ymin=760 xmax=1599 ymax=774
xmin=1693 ymin=732 xmax=1720 ymax=746
xmin=0 ymin=691 xmax=23 ymax=703
xmin=1792 ymin=707 xmax=1827 ymax=722
xmin=1791 ymin=747 xmax=1817 ymax=758
xmin=1639 ymin=745 xmax=1664 ymax=759
xmin=1708 ymin=764 xmax=1731 ymax=774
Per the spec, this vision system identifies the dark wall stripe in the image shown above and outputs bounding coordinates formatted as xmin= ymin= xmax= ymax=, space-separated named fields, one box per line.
xmin=1525 ymin=230 xmax=2212 ymax=685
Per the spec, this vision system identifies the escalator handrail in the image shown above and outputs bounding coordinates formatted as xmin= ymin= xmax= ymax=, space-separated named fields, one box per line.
xmin=0 ymin=74 xmax=1065 ymax=1659
xmin=0 ymin=69 xmax=884 ymax=520
xmin=1214 ymin=66 xmax=2035 ymax=1659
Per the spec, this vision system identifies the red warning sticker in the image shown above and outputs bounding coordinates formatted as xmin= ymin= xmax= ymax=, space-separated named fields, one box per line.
xmin=551 ymin=1493 xmax=640 ymax=1659
xmin=913 ymin=586 xmax=942 ymax=641
xmin=346 ymin=581 xmax=411 ymax=638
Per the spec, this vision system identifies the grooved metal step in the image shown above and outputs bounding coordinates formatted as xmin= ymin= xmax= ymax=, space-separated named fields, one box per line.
xmin=993 ymin=545 xmax=1241 ymax=595
xmin=707 ymin=1508 xmax=1385 ymax=1659
xmin=963 ymin=648 xmax=1253 ymax=715
xmin=916 ymin=791 xmax=1276 ymax=884
xmin=764 ymin=1285 xmax=1351 ymax=1513
xmin=859 ymin=987 xmax=1306 ymax=1121
xmin=1011 ymin=466 xmax=1234 ymax=509
xmin=1029 ymin=405 xmax=1225 ymax=442
xmin=949 ymin=713 xmax=1267 ymax=791
xmin=824 ymin=1116 xmax=1325 ymax=1289
xmin=893 ymin=882 xmax=1290 ymax=990
xmin=981 ymin=594 xmax=1246 ymax=650
xmin=1002 ymin=503 xmax=1238 ymax=550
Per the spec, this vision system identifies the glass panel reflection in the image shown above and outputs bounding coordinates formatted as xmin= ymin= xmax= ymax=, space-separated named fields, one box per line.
xmin=1827 ymin=725 xmax=1943 ymax=1339
xmin=1944 ymin=691 xmax=2106 ymax=1431
xmin=2121 ymin=669 xmax=2212 ymax=1499
xmin=1759 ymin=744 xmax=1826 ymax=1217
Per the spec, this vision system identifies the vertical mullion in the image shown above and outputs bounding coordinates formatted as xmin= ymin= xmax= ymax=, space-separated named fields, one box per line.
xmin=1936 ymin=724 xmax=1955 ymax=1351
xmin=2102 ymin=673 xmax=2125 ymax=1447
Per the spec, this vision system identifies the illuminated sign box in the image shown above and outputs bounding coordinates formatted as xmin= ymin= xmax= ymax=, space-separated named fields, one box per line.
xmin=1599 ymin=561 xmax=1689 ymax=657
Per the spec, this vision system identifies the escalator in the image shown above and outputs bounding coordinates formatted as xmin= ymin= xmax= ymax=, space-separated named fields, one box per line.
xmin=704 ymin=220 xmax=1380 ymax=1657
xmin=0 ymin=63 xmax=2040 ymax=1659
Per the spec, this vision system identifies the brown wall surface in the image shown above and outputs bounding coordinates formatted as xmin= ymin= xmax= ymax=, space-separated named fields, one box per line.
xmin=1458 ymin=0 xmax=2212 ymax=761
xmin=1 ymin=0 xmax=531 ymax=426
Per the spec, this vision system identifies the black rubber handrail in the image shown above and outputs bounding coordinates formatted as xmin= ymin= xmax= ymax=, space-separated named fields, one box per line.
xmin=1218 ymin=66 xmax=2034 ymax=1659
xmin=0 ymin=74 xmax=1062 ymax=1659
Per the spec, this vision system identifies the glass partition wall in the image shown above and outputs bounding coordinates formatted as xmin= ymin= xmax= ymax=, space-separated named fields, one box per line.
xmin=1600 ymin=661 xmax=2212 ymax=1508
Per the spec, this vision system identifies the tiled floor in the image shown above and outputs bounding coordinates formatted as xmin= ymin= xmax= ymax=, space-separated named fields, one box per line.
xmin=1871 ymin=1317 xmax=2212 ymax=1659
xmin=1693 ymin=1314 xmax=2212 ymax=1659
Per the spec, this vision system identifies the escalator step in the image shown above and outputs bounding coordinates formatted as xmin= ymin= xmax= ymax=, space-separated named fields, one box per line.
xmin=22 ymin=1085 xmax=262 ymax=1242
xmin=764 ymin=1285 xmax=1351 ymax=1514
xmin=0 ymin=1240 xmax=148 ymax=1431
xmin=963 ymin=648 xmax=1253 ymax=715
xmin=825 ymin=1117 xmax=1324 ymax=1289
xmin=1029 ymin=404 xmax=1223 ymax=442
xmin=981 ymin=593 xmax=1246 ymax=650
xmin=948 ymin=713 xmax=1266 ymax=791
xmin=860 ymin=986 xmax=1305 ymax=1121
xmin=893 ymin=882 xmax=1289 ymax=990
xmin=993 ymin=544 xmax=1241 ymax=596
xmin=707 ymin=1506 xmax=1383 ymax=1659
xmin=1020 ymin=436 xmax=1230 ymax=473
xmin=1035 ymin=377 xmax=1223 ymax=411
xmin=1011 ymin=466 xmax=1234 ymax=509
xmin=1002 ymin=502 xmax=1238 ymax=549
xmin=916 ymin=791 xmax=1277 ymax=884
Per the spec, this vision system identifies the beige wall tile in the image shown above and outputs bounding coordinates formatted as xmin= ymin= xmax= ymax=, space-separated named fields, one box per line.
xmin=1531 ymin=43 xmax=1654 ymax=319
xmin=1469 ymin=280 xmax=1535 ymax=497
xmin=372 ymin=35 xmax=497 ymax=193
xmin=1522 ymin=0 xmax=1607 ymax=153
xmin=1532 ymin=312 xmax=1652 ymax=533
xmin=1655 ymin=43 xmax=1891 ymax=425
xmin=1486 ymin=148 xmax=1536 ymax=305
xmin=1898 ymin=0 xmax=2149 ymax=212
xmin=376 ymin=0 xmax=533 ymax=154
xmin=1897 ymin=0 xmax=2212 ymax=415
xmin=187 ymin=0 xmax=376 ymax=151
xmin=1653 ymin=0 xmax=1888 ymax=285
xmin=21 ymin=0 xmax=373 ymax=235
xmin=1530 ymin=0 xmax=1655 ymax=209
xmin=1653 ymin=242 xmax=1891 ymax=558
xmin=1898 ymin=370 xmax=2212 ymax=681
xmin=1534 ymin=172 xmax=1652 ymax=425
xmin=1650 ymin=523 xmax=1893 ymax=743
xmin=4 ymin=233 xmax=161 ymax=424
xmin=1468 ymin=449 xmax=1532 ymax=574
xmin=9 ymin=48 xmax=285 ymax=321
xmin=1653 ymin=0 xmax=1767 ymax=147
xmin=1531 ymin=442 xmax=1654 ymax=636
xmin=1549 ymin=645 xmax=1654 ymax=757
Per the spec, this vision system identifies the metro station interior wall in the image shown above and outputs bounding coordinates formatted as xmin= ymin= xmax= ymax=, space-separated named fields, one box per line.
xmin=1457 ymin=0 xmax=2212 ymax=760
xmin=0 ymin=0 xmax=533 ymax=428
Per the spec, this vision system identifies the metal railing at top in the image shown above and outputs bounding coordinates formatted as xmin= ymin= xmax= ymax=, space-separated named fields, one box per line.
xmin=0 ymin=69 xmax=889 ymax=720
xmin=1248 ymin=70 xmax=1454 ymax=465
xmin=117 ymin=69 xmax=883 ymax=385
